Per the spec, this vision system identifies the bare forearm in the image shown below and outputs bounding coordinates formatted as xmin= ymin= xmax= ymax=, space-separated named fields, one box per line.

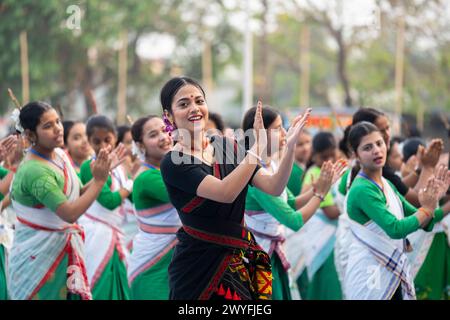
xmin=219 ymin=153 xmax=258 ymax=202
xmin=299 ymin=196 xmax=322 ymax=223
xmin=295 ymin=187 xmax=314 ymax=210
xmin=414 ymin=167 xmax=434 ymax=193
xmin=442 ymin=200 xmax=450 ymax=216
xmin=265 ymin=147 xmax=295 ymax=195
xmin=198 ymin=148 xmax=259 ymax=203
xmin=405 ymin=189 xmax=421 ymax=207
xmin=402 ymin=171 xmax=418 ymax=188
xmin=323 ymin=205 xmax=340 ymax=219
xmin=1 ymin=195 xmax=11 ymax=211
xmin=57 ymin=180 xmax=105 ymax=223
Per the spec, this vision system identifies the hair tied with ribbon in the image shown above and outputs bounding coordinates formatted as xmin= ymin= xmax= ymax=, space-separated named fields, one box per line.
xmin=7 ymin=88 xmax=24 ymax=133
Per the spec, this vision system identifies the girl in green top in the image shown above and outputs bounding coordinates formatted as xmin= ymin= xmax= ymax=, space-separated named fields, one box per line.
xmin=127 ymin=116 xmax=181 ymax=299
xmin=344 ymin=122 xmax=449 ymax=300
xmin=298 ymin=131 xmax=343 ymax=300
xmin=78 ymin=115 xmax=132 ymax=300
xmin=242 ymin=106 xmax=344 ymax=300
xmin=7 ymin=101 xmax=111 ymax=300
xmin=287 ymin=130 xmax=312 ymax=197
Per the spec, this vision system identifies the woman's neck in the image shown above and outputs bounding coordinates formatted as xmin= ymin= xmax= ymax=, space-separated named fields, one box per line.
xmin=31 ymin=145 xmax=55 ymax=159
xmin=71 ymin=154 xmax=87 ymax=167
xmin=361 ymin=167 xmax=383 ymax=185
xmin=295 ymin=159 xmax=306 ymax=169
xmin=144 ymin=155 xmax=161 ymax=168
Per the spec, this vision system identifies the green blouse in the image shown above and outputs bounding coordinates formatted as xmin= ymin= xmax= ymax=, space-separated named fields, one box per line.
xmin=79 ymin=159 xmax=122 ymax=210
xmin=338 ymin=169 xmax=351 ymax=196
xmin=0 ymin=166 xmax=10 ymax=202
xmin=245 ymin=186 xmax=304 ymax=231
xmin=347 ymin=177 xmax=444 ymax=239
xmin=11 ymin=160 xmax=68 ymax=212
xmin=287 ymin=162 xmax=305 ymax=197
xmin=133 ymin=169 xmax=170 ymax=210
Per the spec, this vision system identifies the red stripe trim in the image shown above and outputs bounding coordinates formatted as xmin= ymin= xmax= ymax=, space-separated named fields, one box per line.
xmin=183 ymin=225 xmax=250 ymax=249
xmin=17 ymin=217 xmax=83 ymax=234
xmin=128 ymin=239 xmax=178 ymax=286
xmin=84 ymin=213 xmax=122 ymax=234
xmin=135 ymin=204 xmax=174 ymax=217
xmin=213 ymin=163 xmax=221 ymax=179
xmin=198 ymin=253 xmax=233 ymax=300
xmin=91 ymin=235 xmax=116 ymax=288
xmin=18 ymin=217 xmax=62 ymax=232
xmin=138 ymin=222 xmax=180 ymax=234
xmin=181 ymin=197 xmax=205 ymax=214
xmin=28 ymin=241 xmax=69 ymax=299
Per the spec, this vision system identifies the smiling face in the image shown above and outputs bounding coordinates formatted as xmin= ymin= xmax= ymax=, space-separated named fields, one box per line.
xmin=66 ymin=122 xmax=92 ymax=160
xmin=356 ymin=131 xmax=387 ymax=171
xmin=31 ymin=109 xmax=64 ymax=150
xmin=266 ymin=115 xmax=286 ymax=156
xmin=88 ymin=127 xmax=117 ymax=156
xmin=170 ymin=85 xmax=209 ymax=135
xmin=140 ymin=117 xmax=173 ymax=161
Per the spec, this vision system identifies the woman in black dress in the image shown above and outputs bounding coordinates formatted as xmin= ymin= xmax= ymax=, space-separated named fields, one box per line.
xmin=160 ymin=76 xmax=311 ymax=300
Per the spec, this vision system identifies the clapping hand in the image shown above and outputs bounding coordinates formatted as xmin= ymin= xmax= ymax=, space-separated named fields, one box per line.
xmin=0 ymin=135 xmax=18 ymax=163
xmin=313 ymin=161 xmax=334 ymax=196
xmin=91 ymin=148 xmax=112 ymax=183
xmin=108 ymin=143 xmax=128 ymax=171
xmin=252 ymin=101 xmax=267 ymax=156
xmin=332 ymin=159 xmax=348 ymax=185
xmin=286 ymin=108 xmax=312 ymax=150
xmin=433 ymin=164 xmax=450 ymax=200
xmin=418 ymin=139 xmax=443 ymax=169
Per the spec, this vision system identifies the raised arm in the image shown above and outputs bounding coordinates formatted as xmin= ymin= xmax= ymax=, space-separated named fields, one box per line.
xmin=56 ymin=148 xmax=111 ymax=223
xmin=196 ymin=102 xmax=266 ymax=203
xmin=252 ymin=108 xmax=311 ymax=196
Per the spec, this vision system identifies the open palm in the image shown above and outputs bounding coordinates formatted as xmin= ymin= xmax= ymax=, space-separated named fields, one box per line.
xmin=286 ymin=108 xmax=312 ymax=150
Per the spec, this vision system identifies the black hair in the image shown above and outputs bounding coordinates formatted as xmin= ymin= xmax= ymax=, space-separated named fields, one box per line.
xmin=85 ymin=115 xmax=116 ymax=138
xmin=160 ymin=76 xmax=206 ymax=114
xmin=338 ymin=125 xmax=352 ymax=158
xmin=402 ymin=137 xmax=425 ymax=162
xmin=348 ymin=121 xmax=381 ymax=186
xmin=208 ymin=112 xmax=225 ymax=133
xmin=63 ymin=120 xmax=75 ymax=145
xmin=241 ymin=105 xmax=280 ymax=151
xmin=348 ymin=122 xmax=380 ymax=154
xmin=131 ymin=116 xmax=159 ymax=143
xmin=391 ymin=136 xmax=404 ymax=145
xmin=352 ymin=107 xmax=385 ymax=125
xmin=241 ymin=105 xmax=280 ymax=132
xmin=312 ymin=131 xmax=337 ymax=154
xmin=19 ymin=101 xmax=53 ymax=132
xmin=117 ymin=125 xmax=131 ymax=146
